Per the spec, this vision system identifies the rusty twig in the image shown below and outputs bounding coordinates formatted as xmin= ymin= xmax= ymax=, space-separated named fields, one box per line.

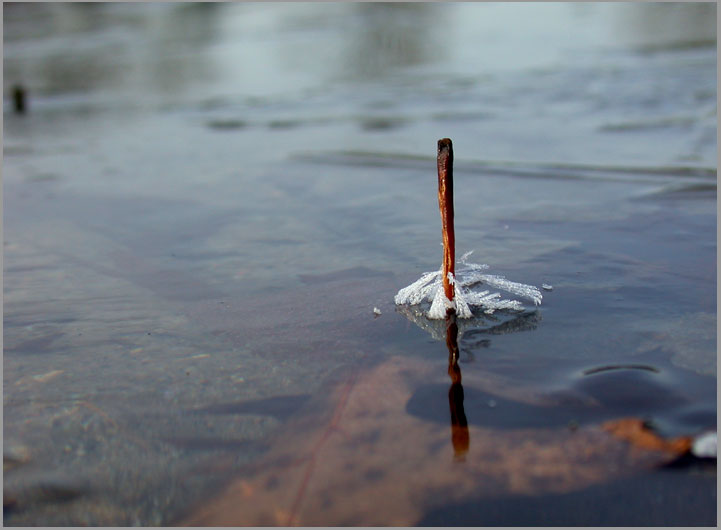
xmin=437 ymin=138 xmax=455 ymax=305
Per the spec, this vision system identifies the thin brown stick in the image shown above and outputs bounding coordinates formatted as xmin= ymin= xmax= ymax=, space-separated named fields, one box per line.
xmin=437 ymin=138 xmax=455 ymax=302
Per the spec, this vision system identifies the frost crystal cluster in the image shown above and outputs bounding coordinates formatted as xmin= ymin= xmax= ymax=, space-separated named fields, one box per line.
xmin=394 ymin=252 xmax=542 ymax=319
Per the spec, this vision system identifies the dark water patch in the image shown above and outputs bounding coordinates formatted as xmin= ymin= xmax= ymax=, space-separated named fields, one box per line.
xmin=650 ymin=401 xmax=717 ymax=439
xmin=3 ymin=145 xmax=35 ymax=156
xmin=572 ymin=366 xmax=685 ymax=415
xmin=293 ymin=150 xmax=429 ymax=170
xmin=418 ymin=468 xmax=717 ymax=526
xmin=4 ymin=264 xmax=57 ymax=274
xmin=641 ymin=181 xmax=717 ymax=198
xmin=634 ymin=38 xmax=717 ymax=54
xmin=563 ymin=359 xmax=717 ymax=437
xmin=267 ymin=119 xmax=302 ymax=129
xmin=294 ymin=150 xmax=716 ymax=183
xmin=162 ymin=437 xmax=265 ymax=452
xmin=3 ymin=316 xmax=77 ymax=328
xmin=430 ymin=110 xmax=495 ymax=122
xmin=406 ymin=384 xmax=593 ymax=430
xmin=206 ymin=119 xmax=247 ymax=131
xmin=599 ymin=115 xmax=697 ymax=132
xmin=192 ymin=394 xmax=311 ymax=421
xmin=298 ymin=266 xmax=394 ymax=285
xmin=196 ymin=97 xmax=232 ymax=111
xmin=4 ymin=482 xmax=87 ymax=517
xmin=27 ymin=173 xmax=61 ymax=182
xmin=168 ymin=249 xmax=245 ymax=261
xmin=663 ymin=451 xmax=717 ymax=473
xmin=407 ymin=361 xmax=707 ymax=433
xmin=4 ymin=332 xmax=66 ymax=355
xmin=511 ymin=208 xmax=716 ymax=308
xmin=358 ymin=116 xmax=406 ymax=131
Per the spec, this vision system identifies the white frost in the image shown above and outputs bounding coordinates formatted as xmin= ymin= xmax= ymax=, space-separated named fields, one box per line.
xmin=691 ymin=431 xmax=717 ymax=459
xmin=395 ymin=252 xmax=542 ymax=319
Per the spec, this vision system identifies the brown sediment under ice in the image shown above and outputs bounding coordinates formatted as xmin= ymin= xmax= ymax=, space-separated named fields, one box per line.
xmin=179 ymin=356 xmax=689 ymax=527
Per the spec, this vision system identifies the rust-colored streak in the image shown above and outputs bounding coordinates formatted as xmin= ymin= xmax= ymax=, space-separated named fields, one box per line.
xmin=602 ymin=418 xmax=693 ymax=455
xmin=437 ymin=138 xmax=455 ymax=302
xmin=285 ymin=370 xmax=359 ymax=526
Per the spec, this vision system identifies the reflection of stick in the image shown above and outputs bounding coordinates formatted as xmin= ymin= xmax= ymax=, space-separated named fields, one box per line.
xmin=446 ymin=311 xmax=469 ymax=460
xmin=12 ymin=85 xmax=27 ymax=114
xmin=437 ymin=138 xmax=455 ymax=303
xmin=445 ymin=309 xmax=460 ymax=365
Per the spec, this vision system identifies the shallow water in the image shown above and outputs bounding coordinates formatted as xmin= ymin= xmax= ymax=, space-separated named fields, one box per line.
xmin=3 ymin=3 xmax=717 ymax=526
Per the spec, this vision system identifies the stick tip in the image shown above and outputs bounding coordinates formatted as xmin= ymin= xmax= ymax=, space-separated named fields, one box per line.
xmin=438 ymin=138 xmax=453 ymax=152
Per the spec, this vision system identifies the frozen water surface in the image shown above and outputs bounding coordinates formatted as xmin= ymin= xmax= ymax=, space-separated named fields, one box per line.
xmin=3 ymin=3 xmax=716 ymax=526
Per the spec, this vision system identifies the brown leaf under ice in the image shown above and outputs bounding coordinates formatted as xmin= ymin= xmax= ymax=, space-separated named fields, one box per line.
xmin=180 ymin=355 xmax=689 ymax=527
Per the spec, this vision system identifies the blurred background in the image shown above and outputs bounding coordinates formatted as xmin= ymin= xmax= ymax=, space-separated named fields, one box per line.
xmin=4 ymin=2 xmax=717 ymax=167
